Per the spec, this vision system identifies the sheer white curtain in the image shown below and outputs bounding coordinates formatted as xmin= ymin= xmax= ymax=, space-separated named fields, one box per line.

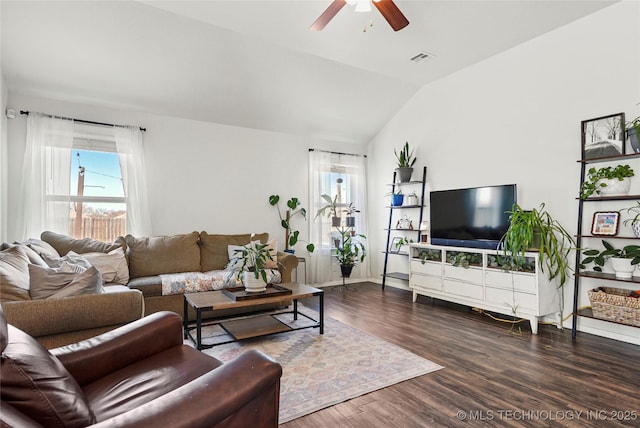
xmin=17 ymin=113 xmax=74 ymax=239
xmin=308 ymin=150 xmax=369 ymax=284
xmin=115 ymin=126 xmax=152 ymax=237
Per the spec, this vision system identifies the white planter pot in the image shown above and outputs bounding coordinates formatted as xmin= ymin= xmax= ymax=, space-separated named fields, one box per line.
xmin=597 ymin=177 xmax=631 ymax=196
xmin=632 ymin=220 xmax=640 ymax=238
xmin=243 ymin=271 xmax=267 ymax=292
xmin=610 ymin=257 xmax=635 ymax=279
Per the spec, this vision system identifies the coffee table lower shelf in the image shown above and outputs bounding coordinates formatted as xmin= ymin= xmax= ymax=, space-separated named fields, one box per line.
xmin=183 ymin=283 xmax=324 ymax=350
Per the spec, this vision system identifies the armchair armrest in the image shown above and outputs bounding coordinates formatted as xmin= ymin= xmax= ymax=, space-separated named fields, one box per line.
xmin=52 ymin=311 xmax=184 ymax=386
xmin=277 ymin=251 xmax=299 ymax=283
xmin=90 ymin=350 xmax=283 ymax=428
xmin=1 ymin=287 xmax=143 ymax=337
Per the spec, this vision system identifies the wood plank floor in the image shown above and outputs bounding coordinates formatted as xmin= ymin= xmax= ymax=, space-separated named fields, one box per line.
xmin=282 ymin=282 xmax=639 ymax=428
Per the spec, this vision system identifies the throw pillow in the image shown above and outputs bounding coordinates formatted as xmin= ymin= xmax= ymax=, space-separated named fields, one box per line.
xmin=1 ymin=242 xmax=48 ymax=267
xmin=40 ymin=231 xmax=123 ymax=255
xmin=199 ymin=232 xmax=269 ymax=271
xmin=1 ymin=322 xmax=96 ymax=427
xmin=42 ymin=252 xmax=93 ymax=272
xmin=0 ymin=246 xmax=31 ymax=301
xmin=23 ymin=238 xmax=60 ymax=259
xmin=73 ymin=247 xmax=129 ymax=284
xmin=225 ymin=244 xmax=246 ymax=270
xmin=29 ymin=265 xmax=104 ymax=300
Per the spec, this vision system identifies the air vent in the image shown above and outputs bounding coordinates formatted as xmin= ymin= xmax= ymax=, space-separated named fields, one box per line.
xmin=410 ymin=51 xmax=434 ymax=63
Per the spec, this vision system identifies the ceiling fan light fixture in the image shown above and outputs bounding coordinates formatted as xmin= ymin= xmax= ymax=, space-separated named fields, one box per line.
xmin=354 ymin=0 xmax=372 ymax=13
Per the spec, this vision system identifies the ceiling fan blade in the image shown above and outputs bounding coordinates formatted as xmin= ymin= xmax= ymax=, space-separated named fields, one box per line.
xmin=310 ymin=0 xmax=347 ymax=31
xmin=373 ymin=0 xmax=409 ymax=31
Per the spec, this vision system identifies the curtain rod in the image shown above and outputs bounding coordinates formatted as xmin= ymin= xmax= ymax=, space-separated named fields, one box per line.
xmin=309 ymin=148 xmax=366 ymax=158
xmin=20 ymin=110 xmax=146 ymax=132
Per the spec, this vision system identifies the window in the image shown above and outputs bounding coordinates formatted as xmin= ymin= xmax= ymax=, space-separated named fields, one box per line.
xmin=70 ymin=148 xmax=126 ymax=241
xmin=308 ymin=150 xmax=369 ymax=283
xmin=19 ymin=114 xmax=151 ymax=241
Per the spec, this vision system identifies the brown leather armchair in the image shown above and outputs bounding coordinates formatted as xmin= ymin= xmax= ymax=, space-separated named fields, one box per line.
xmin=0 ymin=307 xmax=282 ymax=427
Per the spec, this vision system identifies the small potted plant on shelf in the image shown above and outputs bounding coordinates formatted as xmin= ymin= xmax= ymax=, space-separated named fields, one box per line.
xmin=268 ymin=195 xmax=315 ymax=253
xmin=626 ymin=115 xmax=640 ymax=154
xmin=580 ymin=239 xmax=640 ymax=279
xmin=623 ymin=201 xmax=640 ymax=238
xmin=385 ymin=190 xmax=404 ymax=207
xmin=336 ymin=233 xmax=367 ymax=278
xmin=580 ymin=164 xmax=635 ymax=199
xmin=394 ymin=141 xmax=417 ymax=183
xmin=315 ymin=193 xmax=341 ymax=227
xmin=233 ymin=242 xmax=276 ymax=292
xmin=499 ymin=203 xmax=575 ymax=287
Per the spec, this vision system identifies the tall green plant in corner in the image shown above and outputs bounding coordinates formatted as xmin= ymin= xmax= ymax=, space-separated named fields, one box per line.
xmin=500 ymin=203 xmax=575 ymax=287
xmin=268 ymin=195 xmax=315 ymax=253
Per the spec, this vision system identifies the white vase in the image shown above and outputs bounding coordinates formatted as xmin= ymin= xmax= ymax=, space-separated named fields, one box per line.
xmin=243 ymin=271 xmax=267 ymax=292
xmin=597 ymin=178 xmax=631 ymax=196
xmin=632 ymin=221 xmax=640 ymax=238
xmin=610 ymin=257 xmax=635 ymax=279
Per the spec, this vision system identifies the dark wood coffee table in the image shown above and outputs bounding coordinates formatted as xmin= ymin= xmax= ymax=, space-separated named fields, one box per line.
xmin=183 ymin=282 xmax=324 ymax=350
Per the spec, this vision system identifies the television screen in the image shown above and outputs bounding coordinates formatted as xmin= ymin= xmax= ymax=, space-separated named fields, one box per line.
xmin=430 ymin=184 xmax=516 ymax=250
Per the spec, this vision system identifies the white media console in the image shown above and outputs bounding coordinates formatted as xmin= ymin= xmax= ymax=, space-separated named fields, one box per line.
xmin=408 ymin=243 xmax=562 ymax=334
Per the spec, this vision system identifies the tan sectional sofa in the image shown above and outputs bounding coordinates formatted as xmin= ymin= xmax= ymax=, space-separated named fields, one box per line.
xmin=1 ymin=231 xmax=297 ymax=347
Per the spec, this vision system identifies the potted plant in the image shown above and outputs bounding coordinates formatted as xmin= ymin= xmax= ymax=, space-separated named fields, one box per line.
xmin=233 ymin=242 xmax=276 ymax=292
xmin=335 ymin=233 xmax=367 ymax=278
xmin=268 ymin=195 xmax=315 ymax=253
xmin=623 ymin=201 xmax=640 ymax=237
xmin=580 ymin=240 xmax=640 ymax=279
xmin=580 ymin=164 xmax=635 ymax=199
xmin=315 ymin=194 xmax=341 ymax=227
xmin=394 ymin=141 xmax=416 ymax=182
xmin=385 ymin=190 xmax=404 ymax=206
xmin=500 ymin=203 xmax=575 ymax=287
xmin=343 ymin=202 xmax=359 ymax=228
xmin=626 ymin=115 xmax=640 ymax=154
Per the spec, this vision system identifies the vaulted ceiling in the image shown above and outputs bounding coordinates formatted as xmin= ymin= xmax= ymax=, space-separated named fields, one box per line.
xmin=1 ymin=1 xmax=616 ymax=144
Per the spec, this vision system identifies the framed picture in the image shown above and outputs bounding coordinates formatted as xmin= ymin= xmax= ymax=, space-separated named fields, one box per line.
xmin=389 ymin=237 xmax=402 ymax=253
xmin=581 ymin=113 xmax=625 ymax=160
xmin=591 ymin=211 xmax=620 ymax=236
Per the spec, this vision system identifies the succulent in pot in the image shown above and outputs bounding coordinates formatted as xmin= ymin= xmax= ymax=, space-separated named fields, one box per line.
xmin=394 ymin=141 xmax=416 ymax=182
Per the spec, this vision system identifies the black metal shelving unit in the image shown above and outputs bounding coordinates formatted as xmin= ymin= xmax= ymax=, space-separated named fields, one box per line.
xmin=572 ymin=149 xmax=640 ymax=339
xmin=382 ymin=166 xmax=427 ymax=289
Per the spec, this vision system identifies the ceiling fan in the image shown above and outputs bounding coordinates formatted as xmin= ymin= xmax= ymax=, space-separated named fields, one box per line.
xmin=310 ymin=0 xmax=409 ymax=32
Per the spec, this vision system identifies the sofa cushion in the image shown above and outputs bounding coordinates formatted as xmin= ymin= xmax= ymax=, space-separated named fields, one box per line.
xmin=41 ymin=231 xmax=124 ymax=256
xmin=0 ymin=246 xmax=31 ymax=302
xmin=200 ymin=232 xmax=268 ymax=272
xmin=29 ymin=265 xmax=104 ymax=300
xmin=126 ymin=232 xmax=201 ymax=278
xmin=0 ymin=320 xmax=96 ymax=427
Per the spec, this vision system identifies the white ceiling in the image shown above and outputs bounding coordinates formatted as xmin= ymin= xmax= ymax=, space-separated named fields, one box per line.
xmin=1 ymin=0 xmax=617 ymax=144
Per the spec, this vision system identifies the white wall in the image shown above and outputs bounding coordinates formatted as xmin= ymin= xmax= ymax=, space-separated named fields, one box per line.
xmin=367 ymin=1 xmax=640 ymax=344
xmin=5 ymin=93 xmax=366 ymax=247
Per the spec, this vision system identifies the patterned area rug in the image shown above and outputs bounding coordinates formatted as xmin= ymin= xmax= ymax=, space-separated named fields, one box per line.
xmin=187 ymin=309 xmax=444 ymax=423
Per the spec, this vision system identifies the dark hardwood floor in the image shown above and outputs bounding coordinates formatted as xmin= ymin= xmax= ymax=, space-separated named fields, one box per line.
xmin=282 ymin=282 xmax=639 ymax=428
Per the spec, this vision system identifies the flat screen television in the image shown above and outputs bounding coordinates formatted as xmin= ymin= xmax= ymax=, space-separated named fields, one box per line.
xmin=430 ymin=184 xmax=517 ymax=250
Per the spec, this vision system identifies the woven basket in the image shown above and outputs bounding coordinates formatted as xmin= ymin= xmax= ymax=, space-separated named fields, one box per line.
xmin=588 ymin=287 xmax=640 ymax=327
